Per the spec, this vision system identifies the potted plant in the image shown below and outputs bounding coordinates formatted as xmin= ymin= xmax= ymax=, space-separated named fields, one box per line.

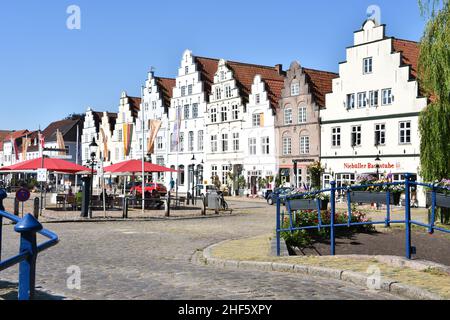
xmin=426 ymin=179 xmax=450 ymax=208
xmin=237 ymin=175 xmax=246 ymax=197
xmin=350 ymin=175 xmax=403 ymax=205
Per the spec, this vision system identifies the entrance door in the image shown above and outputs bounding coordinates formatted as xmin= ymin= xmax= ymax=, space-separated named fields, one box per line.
xmin=250 ymin=176 xmax=257 ymax=195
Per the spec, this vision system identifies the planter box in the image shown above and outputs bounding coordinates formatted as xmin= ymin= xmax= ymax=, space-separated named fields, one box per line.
xmin=426 ymin=192 xmax=450 ymax=208
xmin=350 ymin=191 xmax=399 ymax=205
xmin=288 ymin=199 xmax=317 ymax=211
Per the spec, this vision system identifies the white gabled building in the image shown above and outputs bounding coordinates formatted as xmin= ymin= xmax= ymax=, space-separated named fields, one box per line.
xmin=321 ymin=19 xmax=428 ymax=205
xmin=205 ymin=59 xmax=246 ymax=194
xmin=167 ymin=50 xmax=211 ymax=194
xmin=133 ymin=71 xmax=174 ymax=182
xmin=243 ymin=73 xmax=284 ymax=195
xmin=111 ymin=92 xmax=141 ymax=163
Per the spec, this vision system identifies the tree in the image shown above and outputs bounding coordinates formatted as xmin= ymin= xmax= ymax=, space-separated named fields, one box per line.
xmin=418 ymin=0 xmax=450 ymax=223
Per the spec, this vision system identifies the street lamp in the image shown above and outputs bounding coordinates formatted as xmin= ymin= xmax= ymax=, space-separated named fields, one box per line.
xmin=87 ymin=138 xmax=98 ymax=218
xmin=375 ymin=155 xmax=381 ymax=179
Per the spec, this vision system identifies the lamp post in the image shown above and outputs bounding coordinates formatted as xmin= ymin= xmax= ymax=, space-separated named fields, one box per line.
xmin=87 ymin=138 xmax=98 ymax=218
xmin=191 ymin=154 xmax=196 ymax=205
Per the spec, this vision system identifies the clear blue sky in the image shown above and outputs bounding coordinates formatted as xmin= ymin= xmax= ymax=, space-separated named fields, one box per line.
xmin=0 ymin=0 xmax=427 ymax=130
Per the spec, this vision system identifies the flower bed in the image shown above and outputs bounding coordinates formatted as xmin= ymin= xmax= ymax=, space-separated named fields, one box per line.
xmin=281 ymin=209 xmax=373 ymax=248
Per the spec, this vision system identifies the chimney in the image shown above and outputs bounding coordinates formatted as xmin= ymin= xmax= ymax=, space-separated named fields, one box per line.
xmin=275 ymin=64 xmax=283 ymax=75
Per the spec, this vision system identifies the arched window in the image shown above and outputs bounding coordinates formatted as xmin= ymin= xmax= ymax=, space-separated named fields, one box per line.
xmin=284 ymin=107 xmax=293 ymax=125
xmin=282 ymin=134 xmax=292 ymax=155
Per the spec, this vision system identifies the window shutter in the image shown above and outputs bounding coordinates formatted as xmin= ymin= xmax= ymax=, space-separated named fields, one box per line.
xmin=260 ymin=113 xmax=264 ymax=127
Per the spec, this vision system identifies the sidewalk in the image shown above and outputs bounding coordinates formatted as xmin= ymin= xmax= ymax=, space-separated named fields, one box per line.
xmin=198 ymin=234 xmax=450 ymax=300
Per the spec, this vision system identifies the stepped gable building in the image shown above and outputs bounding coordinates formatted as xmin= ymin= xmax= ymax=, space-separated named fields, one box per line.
xmin=111 ymin=92 xmax=141 ymax=163
xmin=206 ymin=58 xmax=284 ymax=194
xmin=82 ymin=109 xmax=117 ymax=166
xmin=167 ymin=50 xmax=213 ymax=193
xmin=320 ymin=19 xmax=427 ymax=205
xmin=276 ymin=61 xmax=338 ymax=188
xmin=133 ymin=72 xmax=175 ymax=181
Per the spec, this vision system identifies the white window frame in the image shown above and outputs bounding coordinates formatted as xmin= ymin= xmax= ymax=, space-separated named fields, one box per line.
xmin=211 ymin=135 xmax=218 ymax=152
xmin=332 ymin=127 xmax=341 ymax=147
xmin=261 ymin=137 xmax=270 ymax=155
xmin=283 ymin=137 xmax=292 ymax=155
xmin=369 ymin=90 xmax=379 ymax=107
xmin=284 ymin=108 xmax=293 ymax=125
xmin=382 ymin=88 xmax=393 ymax=105
xmin=347 ymin=94 xmax=355 ymax=109
xmin=351 ymin=125 xmax=362 ymax=147
xmin=363 ymin=57 xmax=373 ymax=74
xmin=249 ymin=138 xmax=257 ymax=155
xmin=298 ymin=107 xmax=307 ymax=124
xmin=399 ymin=121 xmax=411 ymax=144
xmin=291 ymin=82 xmax=300 ymax=96
xmin=357 ymin=92 xmax=367 ymax=108
xmin=300 ymin=136 xmax=310 ymax=154
xmin=375 ymin=123 xmax=386 ymax=146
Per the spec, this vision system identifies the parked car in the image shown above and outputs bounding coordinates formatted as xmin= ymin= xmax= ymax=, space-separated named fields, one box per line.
xmin=130 ymin=183 xmax=167 ymax=196
xmin=266 ymin=187 xmax=293 ymax=205
xmin=195 ymin=184 xmax=218 ymax=197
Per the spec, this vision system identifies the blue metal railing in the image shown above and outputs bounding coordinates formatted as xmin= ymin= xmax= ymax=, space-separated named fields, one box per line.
xmin=276 ymin=174 xmax=450 ymax=259
xmin=0 ymin=210 xmax=59 ymax=300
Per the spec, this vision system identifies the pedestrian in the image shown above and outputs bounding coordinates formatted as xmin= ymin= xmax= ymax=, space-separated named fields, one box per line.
xmin=169 ymin=177 xmax=175 ymax=191
xmin=0 ymin=188 xmax=7 ymax=212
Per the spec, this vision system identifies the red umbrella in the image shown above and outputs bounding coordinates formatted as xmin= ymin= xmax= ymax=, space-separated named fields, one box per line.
xmin=0 ymin=157 xmax=92 ymax=174
xmin=103 ymin=160 xmax=176 ymax=174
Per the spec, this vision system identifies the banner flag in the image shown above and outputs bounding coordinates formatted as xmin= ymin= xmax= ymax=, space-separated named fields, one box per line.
xmin=56 ymin=129 xmax=66 ymax=155
xmin=100 ymin=128 xmax=109 ymax=161
xmin=147 ymin=119 xmax=162 ymax=155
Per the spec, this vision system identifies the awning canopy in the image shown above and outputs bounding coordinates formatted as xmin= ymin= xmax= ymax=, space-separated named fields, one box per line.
xmin=0 ymin=157 xmax=92 ymax=174
xmin=103 ymin=160 xmax=176 ymax=175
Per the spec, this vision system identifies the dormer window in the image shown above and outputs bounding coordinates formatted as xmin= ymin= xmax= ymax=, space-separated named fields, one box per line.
xmin=291 ymin=82 xmax=300 ymax=96
xmin=363 ymin=57 xmax=373 ymax=74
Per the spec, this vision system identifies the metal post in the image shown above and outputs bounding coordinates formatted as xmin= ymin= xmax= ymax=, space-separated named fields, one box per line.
xmin=122 ymin=197 xmax=128 ymax=219
xmin=14 ymin=198 xmax=19 ymax=216
xmin=405 ymin=174 xmax=412 ymax=259
xmin=33 ymin=198 xmax=40 ymax=219
xmin=386 ymin=192 xmax=391 ymax=228
xmin=14 ymin=214 xmax=43 ymax=300
xmin=0 ymin=215 xmax=3 ymax=261
xmin=430 ymin=187 xmax=436 ymax=234
xmin=346 ymin=188 xmax=352 ymax=227
xmin=276 ymin=195 xmax=281 ymax=257
xmin=330 ymin=181 xmax=336 ymax=256
xmin=165 ymin=192 xmax=171 ymax=217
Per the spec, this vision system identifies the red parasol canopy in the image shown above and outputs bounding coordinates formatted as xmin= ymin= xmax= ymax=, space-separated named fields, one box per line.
xmin=103 ymin=160 xmax=176 ymax=174
xmin=0 ymin=157 xmax=92 ymax=174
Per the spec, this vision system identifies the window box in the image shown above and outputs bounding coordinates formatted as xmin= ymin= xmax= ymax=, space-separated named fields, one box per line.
xmin=426 ymin=192 xmax=450 ymax=209
xmin=350 ymin=191 xmax=400 ymax=205
xmin=288 ymin=199 xmax=328 ymax=211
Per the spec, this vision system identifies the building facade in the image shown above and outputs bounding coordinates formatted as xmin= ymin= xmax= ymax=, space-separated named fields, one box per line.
xmin=111 ymin=92 xmax=141 ymax=163
xmin=276 ymin=62 xmax=337 ymax=188
xmin=321 ymin=19 xmax=427 ymax=205
xmin=167 ymin=50 xmax=210 ymax=194
xmin=133 ymin=71 xmax=174 ymax=182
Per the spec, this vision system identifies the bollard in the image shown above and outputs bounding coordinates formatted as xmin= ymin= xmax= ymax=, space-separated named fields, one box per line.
xmin=33 ymin=198 xmax=40 ymax=219
xmin=122 ymin=197 xmax=129 ymax=219
xmin=14 ymin=198 xmax=20 ymax=216
xmin=165 ymin=194 xmax=170 ymax=217
xmin=201 ymin=195 xmax=206 ymax=216
xmin=14 ymin=214 xmax=43 ymax=300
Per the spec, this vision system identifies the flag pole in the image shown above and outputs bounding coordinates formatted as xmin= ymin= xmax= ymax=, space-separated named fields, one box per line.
xmin=75 ymin=123 xmax=80 ymax=193
xmin=141 ymin=85 xmax=145 ymax=215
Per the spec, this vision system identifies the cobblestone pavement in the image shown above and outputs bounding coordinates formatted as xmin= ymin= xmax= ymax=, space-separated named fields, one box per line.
xmin=0 ymin=200 xmax=399 ymax=300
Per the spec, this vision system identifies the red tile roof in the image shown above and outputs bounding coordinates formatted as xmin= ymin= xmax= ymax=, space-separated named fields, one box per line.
xmin=303 ymin=68 xmax=339 ymax=108
xmin=125 ymin=96 xmax=141 ymax=119
xmin=392 ymin=38 xmax=419 ymax=80
xmin=0 ymin=130 xmax=29 ymax=152
xmin=195 ymin=56 xmax=285 ymax=107
xmin=156 ymin=77 xmax=176 ymax=108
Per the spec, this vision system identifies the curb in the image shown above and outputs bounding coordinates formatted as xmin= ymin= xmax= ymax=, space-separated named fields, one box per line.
xmin=194 ymin=240 xmax=444 ymax=300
